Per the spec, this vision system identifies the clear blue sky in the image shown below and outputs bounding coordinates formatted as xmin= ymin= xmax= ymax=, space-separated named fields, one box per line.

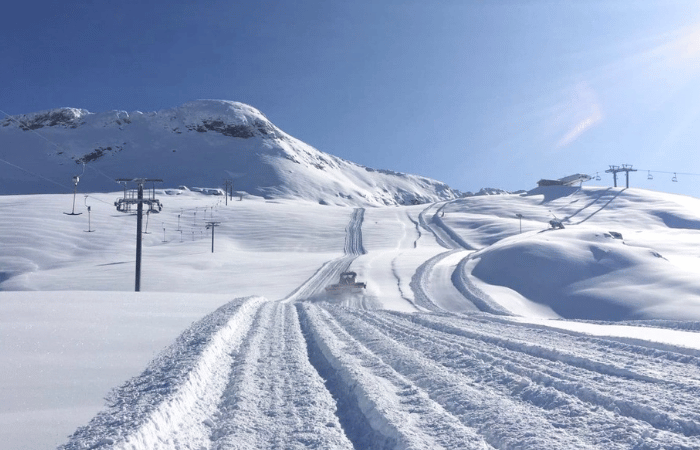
xmin=3 ymin=1 xmax=700 ymax=197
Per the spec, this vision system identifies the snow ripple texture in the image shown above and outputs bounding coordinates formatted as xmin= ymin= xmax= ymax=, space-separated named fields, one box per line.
xmin=299 ymin=304 xmax=700 ymax=449
xmin=62 ymin=299 xmax=700 ymax=449
xmin=59 ymin=296 xmax=264 ymax=450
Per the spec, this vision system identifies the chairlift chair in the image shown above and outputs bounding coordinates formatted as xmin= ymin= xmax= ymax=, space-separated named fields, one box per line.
xmin=647 ymin=171 xmax=653 ymax=180
xmin=595 ymin=172 xmax=601 ymax=181
xmin=672 ymin=173 xmax=678 ymax=182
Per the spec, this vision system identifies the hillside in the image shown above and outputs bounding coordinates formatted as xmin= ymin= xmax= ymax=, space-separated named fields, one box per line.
xmin=0 ymin=100 xmax=459 ymax=206
xmin=2 ymin=185 xmax=700 ymax=449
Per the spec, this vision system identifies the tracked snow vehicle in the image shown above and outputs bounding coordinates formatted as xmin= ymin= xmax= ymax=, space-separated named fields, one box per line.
xmin=325 ymin=271 xmax=366 ymax=294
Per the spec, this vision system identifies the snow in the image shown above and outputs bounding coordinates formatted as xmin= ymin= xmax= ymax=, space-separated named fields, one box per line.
xmin=2 ymin=185 xmax=700 ymax=449
xmin=444 ymin=187 xmax=700 ymax=321
xmin=0 ymin=100 xmax=460 ymax=206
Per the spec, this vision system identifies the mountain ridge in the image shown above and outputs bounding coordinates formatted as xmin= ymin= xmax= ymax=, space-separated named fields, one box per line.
xmin=1 ymin=100 xmax=464 ymax=206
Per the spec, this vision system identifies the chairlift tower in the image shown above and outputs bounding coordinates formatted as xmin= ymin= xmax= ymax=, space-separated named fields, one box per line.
xmin=223 ymin=179 xmax=235 ymax=205
xmin=64 ymin=175 xmax=83 ymax=215
xmin=206 ymin=221 xmax=221 ymax=253
xmin=605 ymin=164 xmax=637 ymax=188
xmin=114 ymin=178 xmax=163 ymax=292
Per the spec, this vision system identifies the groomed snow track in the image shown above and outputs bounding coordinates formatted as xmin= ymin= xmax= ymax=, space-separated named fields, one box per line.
xmin=60 ymin=205 xmax=700 ymax=450
xmin=299 ymin=305 xmax=700 ymax=449
xmin=412 ymin=202 xmax=507 ymax=314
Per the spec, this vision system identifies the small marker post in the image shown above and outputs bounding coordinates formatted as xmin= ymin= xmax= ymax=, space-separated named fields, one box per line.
xmin=84 ymin=196 xmax=94 ymax=232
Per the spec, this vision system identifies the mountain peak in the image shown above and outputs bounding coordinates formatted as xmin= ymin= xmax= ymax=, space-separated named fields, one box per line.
xmin=2 ymin=107 xmax=89 ymax=130
xmin=170 ymin=100 xmax=283 ymax=140
xmin=0 ymin=100 xmax=461 ymax=205
xmin=178 ymin=99 xmax=269 ymax=123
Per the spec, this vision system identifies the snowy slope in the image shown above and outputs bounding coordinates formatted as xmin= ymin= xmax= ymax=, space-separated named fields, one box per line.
xmin=0 ymin=100 xmax=458 ymax=206
xmin=2 ymin=186 xmax=700 ymax=449
xmin=440 ymin=186 xmax=700 ymax=320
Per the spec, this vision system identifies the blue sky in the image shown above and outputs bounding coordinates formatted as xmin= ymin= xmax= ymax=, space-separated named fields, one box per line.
xmin=3 ymin=1 xmax=700 ymax=196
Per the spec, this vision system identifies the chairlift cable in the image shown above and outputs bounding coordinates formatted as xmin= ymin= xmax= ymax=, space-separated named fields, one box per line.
xmin=0 ymin=107 xmax=121 ymax=188
xmin=0 ymin=155 xmax=113 ymax=206
xmin=85 ymin=164 xmax=121 ymax=186
xmin=640 ymin=169 xmax=700 ymax=177
xmin=0 ymin=156 xmax=72 ymax=192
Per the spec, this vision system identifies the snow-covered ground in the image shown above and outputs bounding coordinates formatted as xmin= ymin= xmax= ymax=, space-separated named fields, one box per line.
xmin=2 ymin=185 xmax=700 ymax=449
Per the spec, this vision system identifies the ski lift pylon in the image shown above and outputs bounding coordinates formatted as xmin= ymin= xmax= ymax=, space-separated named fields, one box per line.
xmin=64 ymin=174 xmax=83 ymax=216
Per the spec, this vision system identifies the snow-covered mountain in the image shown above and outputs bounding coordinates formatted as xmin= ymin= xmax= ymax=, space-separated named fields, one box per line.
xmin=0 ymin=100 xmax=459 ymax=205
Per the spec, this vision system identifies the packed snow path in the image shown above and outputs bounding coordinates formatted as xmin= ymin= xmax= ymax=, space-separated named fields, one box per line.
xmin=284 ymin=208 xmax=367 ymax=303
xmin=410 ymin=203 xmax=507 ymax=315
xmin=59 ymin=202 xmax=700 ymax=450
xmin=60 ymin=301 xmax=700 ymax=449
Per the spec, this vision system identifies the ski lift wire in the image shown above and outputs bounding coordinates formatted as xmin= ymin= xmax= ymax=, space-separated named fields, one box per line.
xmin=0 ymin=156 xmax=72 ymax=192
xmin=86 ymin=163 xmax=121 ymax=185
xmin=0 ymin=108 xmax=71 ymax=152
xmin=0 ymin=107 xmax=121 ymax=188
xmin=641 ymin=169 xmax=700 ymax=177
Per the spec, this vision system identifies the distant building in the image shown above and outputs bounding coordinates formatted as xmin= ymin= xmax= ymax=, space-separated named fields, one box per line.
xmin=537 ymin=173 xmax=591 ymax=187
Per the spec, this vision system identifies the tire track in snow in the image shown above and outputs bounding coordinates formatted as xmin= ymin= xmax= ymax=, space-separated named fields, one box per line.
xmin=284 ymin=208 xmax=366 ymax=302
xmin=451 ymin=255 xmax=510 ymax=315
xmin=283 ymin=256 xmax=356 ymax=301
xmin=334 ymin=307 xmax=700 ymax=448
xmin=405 ymin=211 xmax=422 ymax=248
xmin=298 ymin=302 xmax=493 ymax=450
xmin=491 ymin=314 xmax=700 ymax=358
xmin=296 ymin=303 xmax=398 ymax=450
xmin=327 ymin=306 xmax=595 ymax=449
xmin=413 ymin=202 xmax=506 ymax=315
xmin=432 ymin=203 xmax=475 ymax=250
xmin=390 ymin=253 xmax=415 ymax=306
xmin=57 ymin=201 xmax=370 ymax=449
xmin=208 ymin=301 xmax=353 ymax=449
xmin=418 ymin=202 xmax=457 ymax=249
xmin=59 ymin=296 xmax=264 ymax=450
xmin=409 ymin=249 xmax=463 ymax=311
xmin=419 ymin=313 xmax=700 ymax=390
xmin=388 ymin=311 xmax=700 ymax=443
xmin=344 ymin=207 xmax=367 ymax=255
